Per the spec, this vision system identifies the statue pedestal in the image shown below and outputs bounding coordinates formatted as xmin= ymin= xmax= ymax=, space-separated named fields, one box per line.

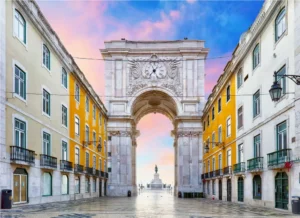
xmin=150 ymin=173 xmax=163 ymax=189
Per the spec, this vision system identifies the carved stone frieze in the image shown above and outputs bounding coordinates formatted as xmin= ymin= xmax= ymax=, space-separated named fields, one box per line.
xmin=127 ymin=55 xmax=182 ymax=96
xmin=177 ymin=131 xmax=202 ymax=137
xmin=109 ymin=131 xmax=132 ymax=137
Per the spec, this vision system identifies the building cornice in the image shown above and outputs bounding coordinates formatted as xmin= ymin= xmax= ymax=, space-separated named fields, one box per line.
xmin=15 ymin=0 xmax=107 ymax=114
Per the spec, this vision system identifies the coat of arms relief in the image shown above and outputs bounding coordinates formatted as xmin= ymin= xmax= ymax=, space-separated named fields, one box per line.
xmin=127 ymin=55 xmax=183 ymax=96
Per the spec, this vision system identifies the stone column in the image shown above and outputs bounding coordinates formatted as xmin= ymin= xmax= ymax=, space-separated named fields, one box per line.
xmin=107 ymin=130 xmax=134 ymax=196
xmin=176 ymin=129 xmax=202 ymax=194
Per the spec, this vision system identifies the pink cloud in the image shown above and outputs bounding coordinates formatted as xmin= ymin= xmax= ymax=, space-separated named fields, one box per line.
xmin=170 ymin=10 xmax=181 ymax=20
xmin=186 ymin=0 xmax=197 ymax=4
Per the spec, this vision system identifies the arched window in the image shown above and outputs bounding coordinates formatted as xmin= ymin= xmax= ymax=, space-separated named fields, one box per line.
xmin=253 ymin=175 xmax=261 ymax=199
xmin=43 ymin=44 xmax=51 ymax=70
xmin=253 ymin=44 xmax=260 ymax=69
xmin=43 ymin=172 xmax=52 ymax=196
xmin=75 ymin=176 xmax=80 ymax=194
xmin=237 ymin=68 xmax=243 ymax=89
xmin=61 ymin=68 xmax=68 ymax=88
xmin=275 ymin=8 xmax=286 ymax=41
xmin=61 ymin=175 xmax=68 ymax=195
xmin=14 ymin=9 xmax=26 ymax=44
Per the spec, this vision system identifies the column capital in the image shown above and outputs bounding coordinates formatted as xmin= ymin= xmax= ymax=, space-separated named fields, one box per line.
xmin=176 ymin=131 xmax=202 ymax=137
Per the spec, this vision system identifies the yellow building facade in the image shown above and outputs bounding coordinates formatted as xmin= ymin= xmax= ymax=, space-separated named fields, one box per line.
xmin=202 ymin=61 xmax=236 ymax=201
xmin=69 ymin=72 xmax=108 ymax=196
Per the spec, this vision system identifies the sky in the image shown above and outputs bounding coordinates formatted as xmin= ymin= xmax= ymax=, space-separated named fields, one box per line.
xmin=38 ymin=0 xmax=264 ymax=185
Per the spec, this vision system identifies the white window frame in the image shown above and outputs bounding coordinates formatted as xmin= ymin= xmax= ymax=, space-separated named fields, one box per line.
xmin=61 ymin=103 xmax=68 ymax=128
xmin=13 ymin=115 xmax=27 ymax=148
xmin=42 ymin=86 xmax=51 ymax=117
xmin=75 ymin=83 xmax=80 ymax=102
xmin=42 ymin=129 xmax=51 ymax=155
xmin=238 ymin=106 xmax=243 ymax=129
xmin=85 ymin=124 xmax=89 ymax=142
xmin=226 ymin=117 xmax=231 ymax=137
xmin=75 ymin=115 xmax=80 ymax=136
xmin=42 ymin=43 xmax=51 ymax=71
xmin=13 ymin=61 xmax=27 ymax=102
xmin=86 ymin=96 xmax=89 ymax=112
xmin=61 ymin=67 xmax=68 ymax=89
xmin=218 ymin=125 xmax=222 ymax=143
xmin=93 ymin=104 xmax=96 ymax=120
xmin=13 ymin=7 xmax=27 ymax=46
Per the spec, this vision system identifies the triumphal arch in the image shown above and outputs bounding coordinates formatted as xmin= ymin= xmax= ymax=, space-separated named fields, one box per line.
xmin=100 ymin=40 xmax=208 ymax=196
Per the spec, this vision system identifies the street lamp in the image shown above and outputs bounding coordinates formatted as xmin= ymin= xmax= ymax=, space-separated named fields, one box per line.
xmin=269 ymin=71 xmax=300 ymax=102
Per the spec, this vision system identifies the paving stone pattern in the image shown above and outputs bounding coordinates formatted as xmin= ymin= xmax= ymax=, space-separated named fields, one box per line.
xmin=0 ymin=190 xmax=297 ymax=218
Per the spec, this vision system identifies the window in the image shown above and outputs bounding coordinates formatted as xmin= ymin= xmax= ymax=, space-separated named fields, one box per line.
xmin=203 ymin=163 xmax=206 ymax=173
xmin=226 ymin=85 xmax=230 ymax=102
xmin=15 ymin=118 xmax=26 ymax=148
xmin=253 ymin=44 xmax=260 ymax=69
xmin=218 ymin=98 xmax=221 ymax=112
xmin=203 ymin=122 xmax=206 ymax=131
xmin=212 ymin=180 xmax=215 ymax=195
xmin=99 ymin=159 xmax=102 ymax=171
xmin=75 ymin=117 xmax=80 ymax=135
xmin=93 ymin=104 xmax=96 ymax=120
xmin=62 ymin=141 xmax=67 ymax=161
xmin=99 ymin=137 xmax=102 ymax=152
xmin=93 ymin=156 xmax=96 ymax=170
xmin=75 ymin=83 xmax=80 ymax=102
xmin=253 ymin=90 xmax=260 ymax=118
xmin=227 ymin=149 xmax=231 ymax=166
xmin=43 ymin=89 xmax=51 ymax=116
xmin=277 ymin=65 xmax=286 ymax=95
xmin=43 ymin=44 xmax=50 ymax=70
xmin=104 ymin=141 xmax=107 ymax=154
xmin=85 ymin=177 xmax=90 ymax=193
xmin=238 ymin=106 xmax=243 ymax=129
xmin=207 ymin=182 xmax=210 ymax=195
xmin=93 ymin=179 xmax=96 ymax=192
xmin=218 ymin=126 xmax=222 ymax=143
xmin=277 ymin=121 xmax=287 ymax=150
xmin=85 ymin=125 xmax=89 ymax=142
xmin=237 ymin=69 xmax=243 ymax=88
xmin=212 ymin=107 xmax=215 ymax=120
xmin=226 ymin=117 xmax=231 ymax=137
xmin=61 ymin=68 xmax=68 ymax=89
xmin=218 ymin=154 xmax=222 ymax=169
xmin=104 ymin=161 xmax=107 ymax=172
xmin=61 ymin=175 xmax=68 ymax=195
xmin=86 ymin=96 xmax=89 ymax=112
xmin=253 ymin=175 xmax=262 ymax=199
xmin=43 ymin=132 xmax=51 ymax=155
xmin=212 ymin=158 xmax=215 ymax=171
xmin=93 ymin=131 xmax=96 ymax=147
xmin=85 ymin=152 xmax=89 ymax=167
xmin=275 ymin=8 xmax=286 ymax=41
xmin=75 ymin=176 xmax=80 ymax=194
xmin=238 ymin=144 xmax=244 ymax=163
xmin=75 ymin=147 xmax=79 ymax=164
xmin=212 ymin=132 xmax=215 ymax=148
xmin=207 ymin=115 xmax=210 ymax=126
xmin=62 ymin=105 xmax=68 ymax=127
xmin=43 ymin=172 xmax=52 ymax=196
xmin=14 ymin=9 xmax=26 ymax=44
xmin=14 ymin=65 xmax=26 ymax=100
xmin=254 ymin=134 xmax=261 ymax=158
xmin=99 ymin=112 xmax=102 ymax=126
xmin=207 ymin=160 xmax=210 ymax=174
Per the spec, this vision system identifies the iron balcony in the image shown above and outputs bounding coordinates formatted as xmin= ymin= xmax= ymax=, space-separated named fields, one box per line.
xmin=74 ymin=164 xmax=84 ymax=173
xmin=10 ymin=146 xmax=35 ymax=164
xmin=247 ymin=157 xmax=263 ymax=172
xmin=101 ymin=171 xmax=105 ymax=178
xmin=40 ymin=154 xmax=57 ymax=169
xmin=85 ymin=167 xmax=96 ymax=175
xmin=267 ymin=149 xmax=291 ymax=169
xmin=223 ymin=166 xmax=232 ymax=176
xmin=233 ymin=162 xmax=245 ymax=174
xmin=215 ymin=169 xmax=223 ymax=177
xmin=60 ymin=160 xmax=73 ymax=171
xmin=105 ymin=172 xmax=109 ymax=178
xmin=96 ymin=169 xmax=100 ymax=177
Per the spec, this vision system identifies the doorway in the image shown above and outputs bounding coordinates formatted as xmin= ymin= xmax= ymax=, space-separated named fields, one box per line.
xmin=237 ymin=177 xmax=244 ymax=202
xmin=13 ymin=168 xmax=27 ymax=204
xmin=218 ymin=179 xmax=222 ymax=200
xmin=275 ymin=172 xmax=288 ymax=210
xmin=227 ymin=179 xmax=231 ymax=202
xmin=99 ymin=179 xmax=102 ymax=197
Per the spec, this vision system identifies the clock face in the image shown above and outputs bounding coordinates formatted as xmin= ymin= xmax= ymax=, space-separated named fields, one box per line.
xmin=142 ymin=62 xmax=166 ymax=79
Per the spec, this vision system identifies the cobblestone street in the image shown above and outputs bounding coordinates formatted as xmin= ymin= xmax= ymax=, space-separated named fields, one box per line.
xmin=0 ymin=190 xmax=296 ymax=218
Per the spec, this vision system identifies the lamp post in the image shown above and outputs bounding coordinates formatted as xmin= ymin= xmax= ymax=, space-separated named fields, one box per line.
xmin=269 ymin=71 xmax=300 ymax=102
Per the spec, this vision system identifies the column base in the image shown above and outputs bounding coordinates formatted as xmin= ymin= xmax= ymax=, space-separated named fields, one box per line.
xmin=107 ymin=184 xmax=137 ymax=196
xmin=176 ymin=185 xmax=203 ymax=197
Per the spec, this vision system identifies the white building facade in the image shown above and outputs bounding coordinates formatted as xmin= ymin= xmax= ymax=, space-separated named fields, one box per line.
xmin=234 ymin=0 xmax=300 ymax=211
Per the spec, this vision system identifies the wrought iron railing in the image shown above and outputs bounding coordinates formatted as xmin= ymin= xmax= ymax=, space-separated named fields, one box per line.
xmin=74 ymin=164 xmax=84 ymax=173
xmin=215 ymin=169 xmax=223 ymax=176
xmin=204 ymin=172 xmax=209 ymax=179
xmin=247 ymin=157 xmax=263 ymax=171
xmin=267 ymin=149 xmax=291 ymax=167
xmin=60 ymin=160 xmax=73 ymax=171
xmin=105 ymin=172 xmax=108 ymax=178
xmin=233 ymin=162 xmax=245 ymax=173
xmin=10 ymin=146 xmax=35 ymax=164
xmin=209 ymin=171 xmax=214 ymax=178
xmin=223 ymin=166 xmax=232 ymax=175
xmin=96 ymin=169 xmax=100 ymax=177
xmin=85 ymin=167 xmax=96 ymax=175
xmin=40 ymin=154 xmax=57 ymax=168
xmin=101 ymin=171 xmax=105 ymax=178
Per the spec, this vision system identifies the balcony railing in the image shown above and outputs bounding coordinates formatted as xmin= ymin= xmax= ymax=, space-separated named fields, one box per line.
xmin=96 ymin=169 xmax=100 ymax=177
xmin=60 ymin=160 xmax=73 ymax=171
xmin=247 ymin=157 xmax=263 ymax=171
xmin=105 ymin=172 xmax=109 ymax=178
xmin=40 ymin=154 xmax=57 ymax=168
xmin=10 ymin=146 xmax=35 ymax=164
xmin=233 ymin=162 xmax=245 ymax=174
xmin=223 ymin=166 xmax=232 ymax=175
xmin=267 ymin=149 xmax=291 ymax=168
xmin=209 ymin=171 xmax=214 ymax=178
xmin=74 ymin=164 xmax=84 ymax=173
xmin=215 ymin=169 xmax=223 ymax=177
xmin=204 ymin=172 xmax=209 ymax=179
xmin=101 ymin=171 xmax=105 ymax=178
xmin=85 ymin=167 xmax=96 ymax=175
xmin=201 ymin=174 xmax=204 ymax=179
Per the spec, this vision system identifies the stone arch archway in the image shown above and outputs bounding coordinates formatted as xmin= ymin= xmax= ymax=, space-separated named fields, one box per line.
xmin=101 ymin=40 xmax=208 ymax=196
